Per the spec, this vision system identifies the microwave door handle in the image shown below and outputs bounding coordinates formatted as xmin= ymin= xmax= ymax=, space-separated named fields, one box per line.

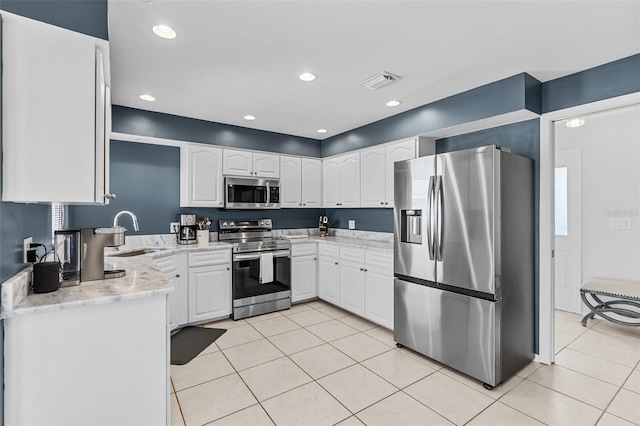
xmin=266 ymin=182 xmax=270 ymax=206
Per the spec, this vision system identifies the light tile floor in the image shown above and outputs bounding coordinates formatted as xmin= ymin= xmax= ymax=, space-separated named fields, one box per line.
xmin=171 ymin=302 xmax=640 ymax=426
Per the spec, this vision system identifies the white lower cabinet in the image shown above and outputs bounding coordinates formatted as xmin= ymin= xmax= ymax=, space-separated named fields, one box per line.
xmin=188 ymin=251 xmax=232 ymax=323
xmin=339 ymin=247 xmax=366 ymax=316
xmin=318 ymin=244 xmax=340 ymax=304
xmin=291 ymin=243 xmax=318 ymax=302
xmin=364 ymin=251 xmax=394 ymax=329
xmin=154 ymin=249 xmax=231 ymax=327
xmin=317 ymin=243 xmax=394 ymax=330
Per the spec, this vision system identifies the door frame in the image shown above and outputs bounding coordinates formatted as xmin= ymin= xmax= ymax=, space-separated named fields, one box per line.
xmin=538 ymin=91 xmax=640 ymax=365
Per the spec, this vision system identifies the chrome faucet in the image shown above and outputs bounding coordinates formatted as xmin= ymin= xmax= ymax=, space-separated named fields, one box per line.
xmin=113 ymin=210 xmax=139 ymax=231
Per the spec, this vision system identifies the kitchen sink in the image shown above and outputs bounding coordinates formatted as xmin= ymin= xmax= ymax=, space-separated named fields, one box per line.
xmin=108 ymin=248 xmax=167 ymax=257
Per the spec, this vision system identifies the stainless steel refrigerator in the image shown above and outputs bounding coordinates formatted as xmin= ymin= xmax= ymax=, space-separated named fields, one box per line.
xmin=393 ymin=145 xmax=534 ymax=389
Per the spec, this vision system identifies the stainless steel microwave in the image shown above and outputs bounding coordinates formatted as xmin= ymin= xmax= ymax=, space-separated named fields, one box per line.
xmin=224 ymin=176 xmax=281 ymax=209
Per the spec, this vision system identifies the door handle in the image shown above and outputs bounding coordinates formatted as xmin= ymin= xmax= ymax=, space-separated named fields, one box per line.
xmin=426 ymin=176 xmax=435 ymax=260
xmin=435 ymin=175 xmax=444 ymax=262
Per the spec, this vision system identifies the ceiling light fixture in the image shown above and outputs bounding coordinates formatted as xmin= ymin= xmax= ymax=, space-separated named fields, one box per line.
xmin=565 ymin=117 xmax=586 ymax=128
xmin=139 ymin=94 xmax=156 ymax=102
xmin=152 ymin=24 xmax=176 ymax=39
xmin=317 ymin=129 xmax=328 ymax=134
xmin=244 ymin=115 xmax=256 ymax=121
xmin=386 ymin=100 xmax=402 ymax=107
xmin=298 ymin=72 xmax=317 ymax=82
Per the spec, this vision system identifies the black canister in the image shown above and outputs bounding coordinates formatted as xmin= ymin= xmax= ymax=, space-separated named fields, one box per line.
xmin=32 ymin=262 xmax=61 ymax=293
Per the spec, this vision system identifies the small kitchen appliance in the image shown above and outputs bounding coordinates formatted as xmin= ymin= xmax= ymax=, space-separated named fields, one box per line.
xmin=224 ymin=176 xmax=280 ymax=209
xmin=218 ymin=218 xmax=291 ymax=319
xmin=178 ymin=214 xmax=198 ymax=245
xmin=32 ymin=261 xmax=61 ymax=293
xmin=54 ymin=229 xmax=81 ymax=286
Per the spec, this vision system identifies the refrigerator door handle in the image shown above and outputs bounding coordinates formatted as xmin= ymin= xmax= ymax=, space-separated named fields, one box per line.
xmin=435 ymin=175 xmax=444 ymax=261
xmin=427 ymin=176 xmax=435 ymax=260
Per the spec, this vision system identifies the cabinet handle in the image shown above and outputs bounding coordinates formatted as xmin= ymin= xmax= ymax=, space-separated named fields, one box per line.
xmin=334 ymin=262 xmax=339 ymax=265
xmin=380 ymin=202 xmax=384 ymax=205
xmin=104 ymin=193 xmax=116 ymax=200
xmin=227 ymin=267 xmax=230 ymax=270
xmin=385 ymin=202 xmax=389 ymax=205
xmin=175 ymin=274 xmax=180 ymax=278
xmin=303 ymin=203 xmax=306 ymax=206
xmin=299 ymin=203 xmax=302 ymax=206
xmin=313 ymin=257 xmax=317 ymax=260
xmin=359 ymin=268 xmax=364 ymax=271
xmin=364 ymin=268 xmax=368 ymax=272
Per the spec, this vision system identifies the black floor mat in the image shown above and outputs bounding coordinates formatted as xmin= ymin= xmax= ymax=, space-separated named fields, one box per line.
xmin=171 ymin=326 xmax=227 ymax=365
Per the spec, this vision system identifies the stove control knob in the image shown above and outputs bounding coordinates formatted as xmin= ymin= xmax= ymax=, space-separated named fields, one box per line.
xmin=265 ymin=220 xmax=271 ymax=226
xmin=222 ymin=222 xmax=228 ymax=227
xmin=229 ymin=222 xmax=235 ymax=226
xmin=259 ymin=220 xmax=265 ymax=226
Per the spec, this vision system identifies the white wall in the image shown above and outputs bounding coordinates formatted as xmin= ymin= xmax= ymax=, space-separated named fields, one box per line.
xmin=555 ymin=105 xmax=640 ymax=283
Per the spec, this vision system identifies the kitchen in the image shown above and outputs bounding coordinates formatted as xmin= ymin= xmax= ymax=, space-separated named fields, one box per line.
xmin=1 ymin=1 xmax=639 ymax=425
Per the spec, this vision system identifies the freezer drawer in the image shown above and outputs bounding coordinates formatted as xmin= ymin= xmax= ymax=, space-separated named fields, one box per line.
xmin=394 ymin=278 xmax=500 ymax=386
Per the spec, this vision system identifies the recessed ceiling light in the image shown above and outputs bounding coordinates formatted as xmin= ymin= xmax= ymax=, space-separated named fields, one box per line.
xmin=317 ymin=129 xmax=328 ymax=134
xmin=139 ymin=94 xmax=156 ymax=102
xmin=565 ymin=117 xmax=586 ymax=128
xmin=244 ymin=115 xmax=256 ymax=121
xmin=152 ymin=24 xmax=176 ymax=39
xmin=386 ymin=100 xmax=402 ymax=107
xmin=298 ymin=72 xmax=317 ymax=82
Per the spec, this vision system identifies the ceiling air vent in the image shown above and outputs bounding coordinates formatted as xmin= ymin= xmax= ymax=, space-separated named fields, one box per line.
xmin=360 ymin=71 xmax=401 ymax=90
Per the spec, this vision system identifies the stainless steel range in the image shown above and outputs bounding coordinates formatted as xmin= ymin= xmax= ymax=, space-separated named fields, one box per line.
xmin=219 ymin=219 xmax=291 ymax=320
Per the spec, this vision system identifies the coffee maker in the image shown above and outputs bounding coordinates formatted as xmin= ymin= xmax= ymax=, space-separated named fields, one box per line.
xmin=54 ymin=229 xmax=81 ymax=286
xmin=178 ymin=214 xmax=198 ymax=245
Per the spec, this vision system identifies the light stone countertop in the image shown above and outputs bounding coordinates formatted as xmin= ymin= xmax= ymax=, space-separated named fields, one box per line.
xmin=1 ymin=231 xmax=391 ymax=319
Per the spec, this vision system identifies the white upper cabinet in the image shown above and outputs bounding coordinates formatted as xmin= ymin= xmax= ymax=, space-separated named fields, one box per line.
xmin=181 ymin=144 xmax=224 ymax=207
xmin=360 ymin=146 xmax=386 ymax=207
xmin=223 ymin=149 xmax=279 ymax=177
xmin=280 ymin=156 xmax=322 ymax=208
xmin=385 ymin=139 xmax=418 ymax=208
xmin=301 ymin=158 xmax=322 ymax=207
xmin=253 ymin=152 xmax=280 ymax=177
xmin=280 ymin=156 xmax=302 ymax=207
xmin=322 ymin=152 xmax=360 ymax=208
xmin=1 ymin=12 xmax=111 ymax=204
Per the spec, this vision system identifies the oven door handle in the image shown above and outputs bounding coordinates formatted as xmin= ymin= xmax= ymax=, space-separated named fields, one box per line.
xmin=233 ymin=250 xmax=291 ymax=261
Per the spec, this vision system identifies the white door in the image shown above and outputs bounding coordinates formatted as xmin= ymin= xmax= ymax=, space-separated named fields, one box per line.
xmin=223 ymin=149 xmax=253 ymax=176
xmin=554 ymin=149 xmax=582 ymax=313
xmin=301 ymin=158 xmax=322 ymax=207
xmin=364 ymin=251 xmax=394 ymax=329
xmin=360 ymin=146 xmax=386 ymax=207
xmin=280 ymin=156 xmax=302 ymax=207
xmin=339 ymin=259 xmax=365 ymax=315
xmin=318 ymin=256 xmax=339 ymax=304
xmin=385 ymin=139 xmax=417 ymax=207
xmin=339 ymin=152 xmax=361 ymax=207
xmin=291 ymin=255 xmax=318 ymax=302
xmin=188 ymin=264 xmax=231 ymax=323
xmin=181 ymin=144 xmax=224 ymax=207
xmin=253 ymin=152 xmax=280 ymax=177
xmin=322 ymin=158 xmax=341 ymax=207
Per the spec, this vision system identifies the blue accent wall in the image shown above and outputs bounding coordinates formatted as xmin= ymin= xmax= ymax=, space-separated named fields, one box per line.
xmin=325 ymin=208 xmax=392 ymax=233
xmin=0 ymin=0 xmax=108 ymax=40
xmin=542 ymin=54 xmax=640 ymax=113
xmin=67 ymin=141 xmax=325 ymax=234
xmin=321 ymin=73 xmax=542 ymax=157
xmin=113 ymin=106 xmax=322 ymax=158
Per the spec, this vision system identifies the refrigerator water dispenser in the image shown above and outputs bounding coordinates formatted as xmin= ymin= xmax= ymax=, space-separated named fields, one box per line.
xmin=401 ymin=210 xmax=422 ymax=244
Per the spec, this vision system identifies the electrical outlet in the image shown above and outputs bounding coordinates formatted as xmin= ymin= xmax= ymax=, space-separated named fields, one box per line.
xmin=170 ymin=222 xmax=180 ymax=233
xmin=348 ymin=220 xmax=356 ymax=230
xmin=23 ymin=237 xmax=33 ymax=263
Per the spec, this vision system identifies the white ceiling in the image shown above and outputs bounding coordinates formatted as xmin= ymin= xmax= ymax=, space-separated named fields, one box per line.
xmin=108 ymin=1 xmax=640 ymax=140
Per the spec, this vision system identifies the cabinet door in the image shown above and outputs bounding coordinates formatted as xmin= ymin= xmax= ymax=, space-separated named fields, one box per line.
xmin=364 ymin=251 xmax=394 ymax=329
xmin=1 ymin=13 xmax=110 ymax=204
xmin=253 ymin=152 xmax=280 ymax=178
xmin=339 ymin=152 xmax=361 ymax=207
xmin=301 ymin=158 xmax=322 ymax=207
xmin=223 ymin=149 xmax=253 ymax=176
xmin=322 ymin=158 xmax=341 ymax=207
xmin=291 ymin=255 xmax=318 ymax=302
xmin=385 ymin=139 xmax=416 ymax=207
xmin=181 ymin=144 xmax=224 ymax=207
xmin=280 ymin=156 xmax=302 ymax=207
xmin=318 ymin=256 xmax=339 ymax=304
xmin=188 ymin=264 xmax=231 ymax=323
xmin=339 ymin=259 xmax=365 ymax=316
xmin=360 ymin=146 xmax=386 ymax=207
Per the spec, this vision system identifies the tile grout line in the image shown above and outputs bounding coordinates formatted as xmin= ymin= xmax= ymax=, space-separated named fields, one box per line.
xmin=592 ymin=358 xmax=640 ymax=425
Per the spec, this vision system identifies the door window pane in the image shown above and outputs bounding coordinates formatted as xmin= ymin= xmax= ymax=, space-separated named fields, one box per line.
xmin=555 ymin=167 xmax=568 ymax=236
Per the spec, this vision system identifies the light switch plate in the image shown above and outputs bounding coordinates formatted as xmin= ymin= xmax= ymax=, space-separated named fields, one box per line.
xmin=170 ymin=222 xmax=180 ymax=233
xmin=348 ymin=220 xmax=356 ymax=230
xmin=23 ymin=237 xmax=32 ymax=263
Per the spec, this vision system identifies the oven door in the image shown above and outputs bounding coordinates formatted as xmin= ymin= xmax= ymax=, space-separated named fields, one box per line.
xmin=232 ymin=249 xmax=291 ymax=308
xmin=225 ymin=177 xmax=280 ymax=209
